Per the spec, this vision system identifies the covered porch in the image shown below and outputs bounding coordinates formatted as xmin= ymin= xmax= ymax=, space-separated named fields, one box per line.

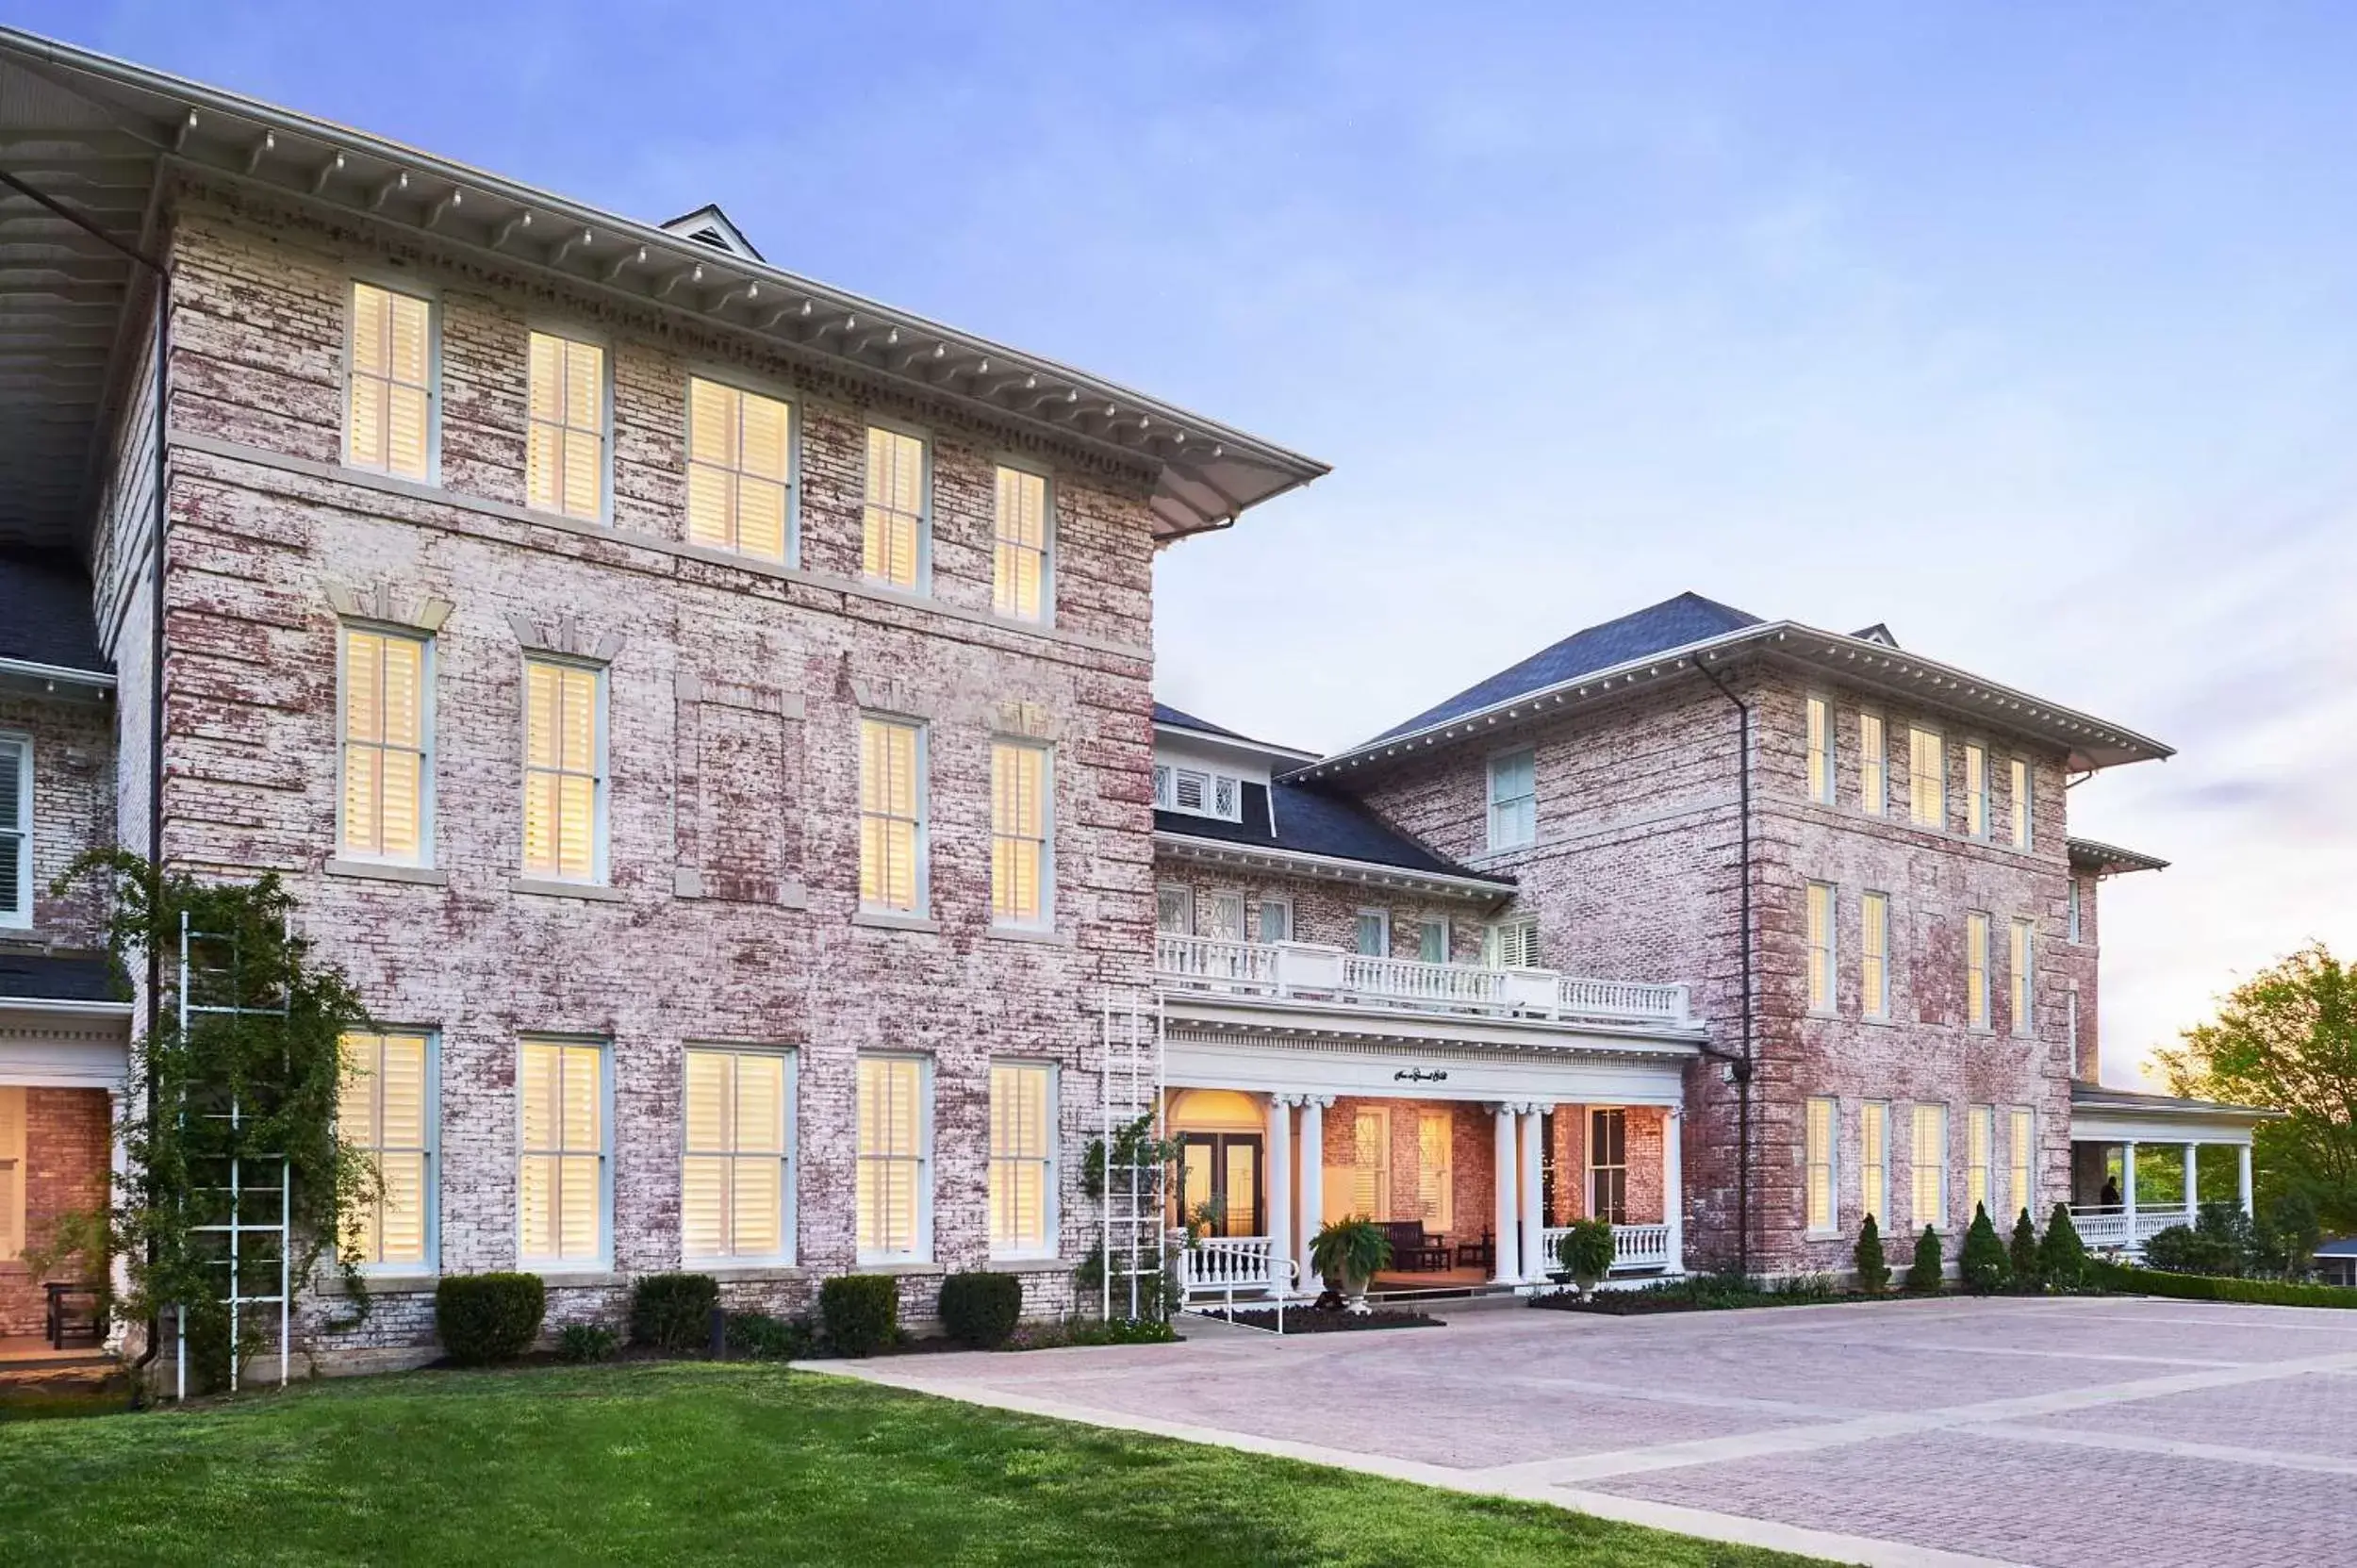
xmin=2066 ymin=1082 xmax=2275 ymax=1256
xmin=1160 ymin=989 xmax=1700 ymax=1304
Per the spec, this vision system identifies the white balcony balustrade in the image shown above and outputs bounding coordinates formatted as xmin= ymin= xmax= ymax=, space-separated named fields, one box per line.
xmin=2069 ymin=1205 xmax=2195 ymax=1256
xmin=1541 ymin=1221 xmax=1674 ymax=1275
xmin=1155 ymin=935 xmax=1691 ymax=1029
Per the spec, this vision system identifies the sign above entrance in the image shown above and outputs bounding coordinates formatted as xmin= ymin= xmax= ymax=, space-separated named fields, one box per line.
xmin=1394 ymin=1067 xmax=1449 ymax=1083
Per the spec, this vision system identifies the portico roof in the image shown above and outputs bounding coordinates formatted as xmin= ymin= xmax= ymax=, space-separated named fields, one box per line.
xmin=0 ymin=25 xmax=1327 ymax=553
xmin=2069 ymin=1081 xmax=2279 ymax=1144
xmin=2068 ymin=837 xmax=2170 ymax=877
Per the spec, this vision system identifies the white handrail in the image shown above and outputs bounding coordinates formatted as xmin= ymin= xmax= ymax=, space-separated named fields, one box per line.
xmin=1539 ymin=1221 xmax=1676 ymax=1274
xmin=1153 ymin=937 xmax=1691 ymax=1027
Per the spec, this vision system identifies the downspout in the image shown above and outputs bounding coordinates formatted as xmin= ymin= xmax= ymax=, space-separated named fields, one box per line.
xmin=0 ymin=166 xmax=171 ymax=1403
xmin=1692 ymin=657 xmax=1755 ymax=1281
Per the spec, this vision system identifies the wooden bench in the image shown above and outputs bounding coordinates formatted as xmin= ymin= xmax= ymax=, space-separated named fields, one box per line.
xmin=44 ymin=1281 xmax=105 ymax=1350
xmin=1378 ymin=1221 xmax=1451 ymax=1272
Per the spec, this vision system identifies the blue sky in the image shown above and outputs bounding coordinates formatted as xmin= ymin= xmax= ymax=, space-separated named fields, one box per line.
xmin=28 ymin=2 xmax=2357 ymax=1080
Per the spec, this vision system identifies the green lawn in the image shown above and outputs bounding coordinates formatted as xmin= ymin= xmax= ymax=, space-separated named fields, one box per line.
xmin=0 ymin=1362 xmax=1823 ymax=1566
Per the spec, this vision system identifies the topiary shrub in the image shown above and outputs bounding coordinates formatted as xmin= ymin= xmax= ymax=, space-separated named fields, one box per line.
xmin=2009 ymin=1209 xmax=2041 ymax=1291
xmin=725 ymin=1311 xmax=816 ymax=1361
xmin=2038 ymin=1202 xmax=2088 ymax=1288
xmin=937 ymin=1271 xmax=1024 ymax=1349
xmin=1854 ymin=1214 xmax=1890 ymax=1295
xmin=820 ymin=1274 xmax=900 ymax=1357
xmin=629 ymin=1272 xmax=720 ymax=1352
xmin=555 ymin=1322 xmax=618 ymax=1363
xmin=1904 ymin=1226 xmax=1944 ymax=1293
xmin=1961 ymin=1203 xmax=2009 ymax=1295
xmin=437 ymin=1273 xmax=546 ymax=1364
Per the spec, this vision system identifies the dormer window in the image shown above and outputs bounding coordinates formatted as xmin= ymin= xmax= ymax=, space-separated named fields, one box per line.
xmin=1154 ymin=762 xmax=1244 ymax=822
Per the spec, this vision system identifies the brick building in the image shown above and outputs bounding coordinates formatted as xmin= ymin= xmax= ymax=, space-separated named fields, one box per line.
xmin=0 ymin=29 xmax=2269 ymax=1371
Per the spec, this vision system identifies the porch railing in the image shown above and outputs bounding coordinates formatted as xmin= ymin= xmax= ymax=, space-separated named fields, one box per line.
xmin=1177 ymin=1234 xmax=1294 ymax=1306
xmin=1540 ymin=1221 xmax=1675 ymax=1274
xmin=2069 ymin=1205 xmax=2195 ymax=1252
xmin=1155 ymin=935 xmax=1691 ymax=1029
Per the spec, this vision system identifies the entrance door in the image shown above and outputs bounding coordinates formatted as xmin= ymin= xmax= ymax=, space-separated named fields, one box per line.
xmin=1178 ymin=1131 xmax=1263 ymax=1236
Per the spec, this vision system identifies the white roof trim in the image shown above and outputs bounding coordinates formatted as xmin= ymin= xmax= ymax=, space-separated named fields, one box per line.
xmin=1154 ymin=829 xmax=1514 ymax=901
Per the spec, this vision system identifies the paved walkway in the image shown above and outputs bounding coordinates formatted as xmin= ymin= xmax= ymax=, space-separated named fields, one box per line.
xmin=816 ymin=1294 xmax=2357 ymax=1567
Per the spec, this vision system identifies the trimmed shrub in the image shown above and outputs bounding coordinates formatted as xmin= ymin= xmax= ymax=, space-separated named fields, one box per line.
xmin=2142 ymin=1224 xmax=2238 ymax=1278
xmin=629 ymin=1272 xmax=720 ymax=1352
xmin=1854 ymin=1215 xmax=1890 ymax=1295
xmin=2008 ymin=1209 xmax=2041 ymax=1290
xmin=436 ymin=1273 xmax=546 ymax=1365
xmin=555 ymin=1323 xmax=618 ymax=1363
xmin=2038 ymin=1202 xmax=2088 ymax=1288
xmin=1904 ymin=1226 xmax=1944 ymax=1293
xmin=1961 ymin=1203 xmax=2009 ymax=1295
xmin=2195 ymin=1201 xmax=2260 ymax=1276
xmin=820 ymin=1274 xmax=900 ymax=1358
xmin=725 ymin=1312 xmax=816 ymax=1361
xmin=2091 ymin=1261 xmax=2357 ymax=1309
xmin=938 ymin=1271 xmax=1024 ymax=1349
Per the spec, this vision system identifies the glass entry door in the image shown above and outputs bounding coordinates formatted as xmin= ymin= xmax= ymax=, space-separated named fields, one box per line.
xmin=1178 ymin=1131 xmax=1263 ymax=1237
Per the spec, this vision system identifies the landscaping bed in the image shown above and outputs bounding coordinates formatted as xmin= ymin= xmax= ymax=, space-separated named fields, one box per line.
xmin=1220 ymin=1307 xmax=1442 ymax=1333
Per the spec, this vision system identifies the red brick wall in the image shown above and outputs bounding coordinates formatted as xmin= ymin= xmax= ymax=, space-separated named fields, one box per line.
xmin=0 ymin=1088 xmax=112 ymax=1337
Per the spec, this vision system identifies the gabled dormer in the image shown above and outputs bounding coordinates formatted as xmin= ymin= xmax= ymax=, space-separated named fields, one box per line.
xmin=658 ymin=203 xmax=764 ymax=262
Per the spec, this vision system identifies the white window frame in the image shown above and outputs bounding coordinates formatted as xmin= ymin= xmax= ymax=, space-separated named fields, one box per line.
xmin=858 ymin=715 xmax=930 ymax=915
xmin=1805 ymin=1097 xmax=1838 ymax=1236
xmin=2008 ymin=1107 xmax=2035 ymax=1222
xmin=1805 ymin=693 xmax=1835 ymax=804
xmin=1256 ymin=897 xmax=1292 ymax=945
xmin=1860 ymin=890 xmax=1890 ymax=1020
xmin=2008 ymin=756 xmax=2033 ymax=850
xmin=0 ymin=731 xmax=31 ymax=930
xmin=1487 ymin=747 xmax=1537 ymax=850
xmin=1908 ymin=726 xmax=1944 ymax=831
xmin=2068 ymin=877 xmax=2084 ymax=944
xmin=1966 ymin=911 xmax=1991 ymax=1031
xmin=1968 ymin=1104 xmax=1994 ymax=1221
xmin=1912 ymin=1102 xmax=1949 ymax=1233
xmin=1417 ymin=917 xmax=1450 ymax=965
xmin=343 ymin=276 xmax=439 ymax=482
xmin=2010 ymin=917 xmax=2036 ymax=1037
xmin=1415 ymin=1108 xmax=1454 ymax=1230
xmin=338 ymin=623 xmax=436 ymax=867
xmin=1858 ymin=710 xmax=1887 ymax=817
xmin=1489 ymin=916 xmax=1541 ymax=969
xmin=681 ymin=1045 xmax=798 ymax=1267
xmin=989 ymin=738 xmax=1053 ymax=932
xmin=517 ymin=1035 xmax=613 ymax=1270
xmin=519 ymin=654 xmax=609 ymax=884
xmin=1861 ymin=1100 xmax=1889 ymax=1230
xmin=1354 ymin=907 xmax=1391 ymax=957
xmin=991 ymin=457 xmax=1054 ymax=624
xmin=1588 ymin=1107 xmax=1628 ymax=1224
xmin=524 ymin=323 xmax=611 ymax=523
xmin=1205 ymin=891 xmax=1246 ymax=943
xmin=1963 ymin=742 xmax=1990 ymax=840
xmin=1156 ymin=883 xmax=1193 ymax=934
xmin=856 ymin=1053 xmax=933 ymax=1264
xmin=1152 ymin=764 xmax=1173 ymax=810
xmin=988 ymin=1060 xmax=1059 ymax=1261
xmin=1805 ymin=881 xmax=1837 ymax=1015
xmin=861 ymin=420 xmax=931 ymax=592
xmin=684 ymin=370 xmax=799 ymax=565
xmin=338 ymin=1028 xmax=440 ymax=1274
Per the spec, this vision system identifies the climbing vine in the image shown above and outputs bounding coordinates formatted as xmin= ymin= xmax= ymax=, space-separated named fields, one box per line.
xmin=56 ymin=850 xmax=377 ymax=1388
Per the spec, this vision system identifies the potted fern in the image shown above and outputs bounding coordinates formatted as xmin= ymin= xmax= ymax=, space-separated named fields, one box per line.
xmin=1556 ymin=1217 xmax=1616 ymax=1299
xmin=1310 ymin=1216 xmax=1393 ymax=1314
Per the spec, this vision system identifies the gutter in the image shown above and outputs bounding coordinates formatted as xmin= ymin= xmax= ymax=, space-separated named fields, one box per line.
xmin=0 ymin=996 xmax=139 ymax=1016
xmin=1692 ymin=658 xmax=1756 ymax=1282
xmin=0 ymin=656 xmax=117 ymax=690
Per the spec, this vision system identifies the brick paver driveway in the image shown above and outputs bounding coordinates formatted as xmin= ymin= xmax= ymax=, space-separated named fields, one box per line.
xmin=824 ymin=1295 xmax=2357 ymax=1567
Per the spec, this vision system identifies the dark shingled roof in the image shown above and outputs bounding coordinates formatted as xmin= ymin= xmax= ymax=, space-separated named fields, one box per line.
xmin=1368 ymin=591 xmax=1760 ymax=744
xmin=1157 ymin=780 xmax=1504 ymax=883
xmin=0 ymin=952 xmax=123 ymax=1003
xmin=0 ymin=552 xmax=108 ymax=673
xmin=1152 ymin=702 xmax=1252 ymax=741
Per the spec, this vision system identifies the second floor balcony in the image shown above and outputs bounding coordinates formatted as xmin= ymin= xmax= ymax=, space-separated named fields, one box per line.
xmin=1155 ymin=933 xmax=1693 ymax=1031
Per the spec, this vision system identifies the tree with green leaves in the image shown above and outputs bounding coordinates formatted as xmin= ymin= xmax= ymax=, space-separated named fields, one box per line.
xmin=1960 ymin=1203 xmax=2009 ymax=1294
xmin=1853 ymin=1214 xmax=1890 ymax=1294
xmin=2152 ymin=944 xmax=2357 ymax=1232
xmin=2038 ymin=1201 xmax=2088 ymax=1288
xmin=2008 ymin=1209 xmax=2041 ymax=1290
xmin=1904 ymin=1225 xmax=1944 ymax=1292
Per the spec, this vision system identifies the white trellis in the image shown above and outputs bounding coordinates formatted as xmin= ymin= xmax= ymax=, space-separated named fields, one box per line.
xmin=1096 ymin=989 xmax=1166 ymax=1322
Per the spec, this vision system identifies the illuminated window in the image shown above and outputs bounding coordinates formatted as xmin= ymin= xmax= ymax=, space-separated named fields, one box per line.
xmin=859 ymin=717 xmax=926 ymax=913
xmin=2009 ymin=757 xmax=2032 ymax=850
xmin=1805 ymin=1098 xmax=1838 ymax=1234
xmin=686 ymin=377 xmax=791 ymax=560
xmin=989 ymin=1063 xmax=1055 ymax=1258
xmin=1589 ymin=1108 xmax=1627 ymax=1224
xmin=1968 ymin=1104 xmax=1994 ymax=1220
xmin=521 ymin=659 xmax=603 ymax=882
xmin=1805 ymin=695 xmax=1834 ymax=803
xmin=1912 ymin=1102 xmax=1948 ymax=1233
xmin=339 ymin=1031 xmax=435 ymax=1268
xmin=526 ymin=330 xmax=606 ymax=520
xmin=1860 ymin=1101 xmax=1889 ymax=1228
xmin=682 ymin=1048 xmax=794 ymax=1263
xmin=862 ymin=426 xmax=927 ymax=587
xmin=1909 ymin=727 xmax=1943 ymax=829
xmin=1805 ymin=882 xmax=1836 ymax=1013
xmin=1858 ymin=711 xmax=1887 ymax=815
xmin=0 ymin=1086 xmax=22 ymax=1259
xmin=1964 ymin=744 xmax=1988 ymax=839
xmin=1966 ymin=912 xmax=1990 ymax=1030
xmin=857 ymin=1055 xmax=931 ymax=1261
xmin=519 ymin=1039 xmax=605 ymax=1264
xmin=2008 ymin=1108 xmax=2035 ymax=1222
xmin=346 ymin=282 xmax=432 ymax=479
xmin=340 ymin=626 xmax=430 ymax=864
xmin=991 ymin=740 xmax=1050 ymax=927
xmin=1415 ymin=1109 xmax=1454 ymax=1230
xmin=1861 ymin=891 xmax=1890 ymax=1019
xmin=2011 ymin=917 xmax=2035 ymax=1036
xmin=993 ymin=466 xmax=1049 ymax=620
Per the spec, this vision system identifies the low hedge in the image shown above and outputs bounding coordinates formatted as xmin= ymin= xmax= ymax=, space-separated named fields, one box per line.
xmin=436 ymin=1273 xmax=547 ymax=1364
xmin=2093 ymin=1261 xmax=2357 ymax=1309
xmin=937 ymin=1271 xmax=1023 ymax=1349
xmin=630 ymin=1272 xmax=719 ymax=1352
xmin=820 ymin=1274 xmax=900 ymax=1357
xmin=725 ymin=1311 xmax=816 ymax=1361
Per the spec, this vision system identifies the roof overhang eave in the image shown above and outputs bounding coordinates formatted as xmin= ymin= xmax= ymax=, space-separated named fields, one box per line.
xmin=0 ymin=26 xmax=1327 ymax=543
xmin=1153 ymin=830 xmax=1515 ymax=902
xmin=2067 ymin=836 xmax=2171 ymax=877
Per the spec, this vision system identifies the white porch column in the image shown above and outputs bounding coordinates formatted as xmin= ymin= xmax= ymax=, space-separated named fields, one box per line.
xmin=2237 ymin=1143 xmax=2253 ymax=1217
xmin=106 ymin=1085 xmax=132 ymax=1352
xmin=1518 ymin=1104 xmax=1548 ymax=1284
xmin=2183 ymin=1143 xmax=2199 ymax=1224
xmin=1296 ymin=1096 xmax=1327 ymax=1290
xmin=1267 ymin=1095 xmax=1294 ymax=1295
xmin=1492 ymin=1103 xmax=1519 ymax=1285
xmin=1664 ymin=1107 xmax=1686 ymax=1275
xmin=2122 ymin=1141 xmax=2138 ymax=1241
